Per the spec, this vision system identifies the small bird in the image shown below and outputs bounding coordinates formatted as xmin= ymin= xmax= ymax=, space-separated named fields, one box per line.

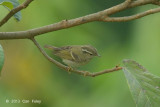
xmin=44 ymin=45 xmax=100 ymax=68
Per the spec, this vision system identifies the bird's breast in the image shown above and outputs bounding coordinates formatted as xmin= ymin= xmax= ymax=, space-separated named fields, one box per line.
xmin=62 ymin=59 xmax=89 ymax=68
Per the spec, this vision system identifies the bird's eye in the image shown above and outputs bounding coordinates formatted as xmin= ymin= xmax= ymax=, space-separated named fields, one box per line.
xmin=89 ymin=53 xmax=93 ymax=55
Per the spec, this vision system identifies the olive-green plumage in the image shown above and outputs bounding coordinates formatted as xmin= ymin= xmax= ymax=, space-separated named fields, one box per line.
xmin=44 ymin=45 xmax=100 ymax=67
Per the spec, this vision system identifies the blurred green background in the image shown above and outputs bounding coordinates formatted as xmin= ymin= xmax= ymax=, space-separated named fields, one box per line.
xmin=0 ymin=0 xmax=160 ymax=107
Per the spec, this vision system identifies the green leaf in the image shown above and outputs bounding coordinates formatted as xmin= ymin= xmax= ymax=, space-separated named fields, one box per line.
xmin=0 ymin=1 xmax=13 ymax=9
xmin=123 ymin=59 xmax=160 ymax=107
xmin=0 ymin=45 xmax=4 ymax=75
xmin=0 ymin=0 xmax=21 ymax=21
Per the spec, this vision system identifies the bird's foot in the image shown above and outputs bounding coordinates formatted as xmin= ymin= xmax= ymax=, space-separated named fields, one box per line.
xmin=83 ymin=71 xmax=90 ymax=77
xmin=66 ymin=66 xmax=73 ymax=74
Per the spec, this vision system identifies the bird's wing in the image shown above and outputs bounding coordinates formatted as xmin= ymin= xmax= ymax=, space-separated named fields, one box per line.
xmin=54 ymin=46 xmax=74 ymax=61
xmin=70 ymin=51 xmax=80 ymax=62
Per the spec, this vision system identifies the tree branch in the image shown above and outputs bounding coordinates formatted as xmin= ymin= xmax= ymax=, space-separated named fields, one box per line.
xmin=101 ymin=7 xmax=160 ymax=22
xmin=0 ymin=0 xmax=159 ymax=76
xmin=0 ymin=0 xmax=33 ymax=27
xmin=31 ymin=37 xmax=122 ymax=77
xmin=0 ymin=0 xmax=158 ymax=40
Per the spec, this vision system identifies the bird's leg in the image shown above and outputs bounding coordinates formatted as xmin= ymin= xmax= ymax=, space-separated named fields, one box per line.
xmin=83 ymin=71 xmax=90 ymax=77
xmin=66 ymin=66 xmax=72 ymax=74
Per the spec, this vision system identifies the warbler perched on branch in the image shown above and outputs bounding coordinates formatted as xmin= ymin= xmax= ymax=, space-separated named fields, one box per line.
xmin=44 ymin=45 xmax=100 ymax=68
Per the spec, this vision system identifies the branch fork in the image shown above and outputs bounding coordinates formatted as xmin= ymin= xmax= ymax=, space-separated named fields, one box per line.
xmin=0 ymin=0 xmax=160 ymax=76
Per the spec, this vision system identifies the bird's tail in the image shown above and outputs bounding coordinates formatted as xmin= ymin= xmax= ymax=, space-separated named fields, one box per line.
xmin=44 ymin=45 xmax=60 ymax=51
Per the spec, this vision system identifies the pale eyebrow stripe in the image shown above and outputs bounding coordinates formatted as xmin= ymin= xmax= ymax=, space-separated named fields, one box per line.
xmin=82 ymin=49 xmax=93 ymax=55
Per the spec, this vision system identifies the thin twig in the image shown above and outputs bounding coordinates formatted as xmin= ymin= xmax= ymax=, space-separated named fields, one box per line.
xmin=153 ymin=1 xmax=160 ymax=6
xmin=0 ymin=0 xmax=33 ymax=27
xmin=31 ymin=37 xmax=122 ymax=77
xmin=30 ymin=37 xmax=68 ymax=71
xmin=101 ymin=7 xmax=160 ymax=22
xmin=87 ymin=66 xmax=122 ymax=77
xmin=0 ymin=0 xmax=157 ymax=40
